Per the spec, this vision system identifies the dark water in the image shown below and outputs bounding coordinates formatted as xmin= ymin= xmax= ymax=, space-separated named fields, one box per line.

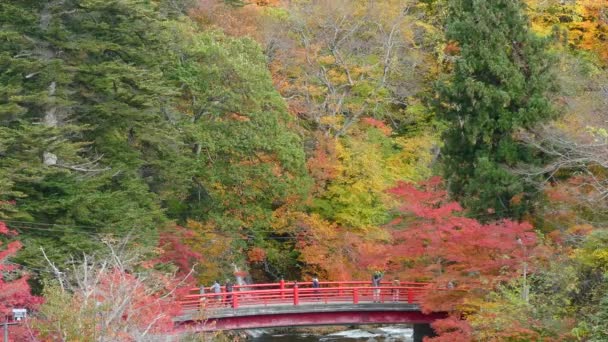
xmin=250 ymin=325 xmax=413 ymax=342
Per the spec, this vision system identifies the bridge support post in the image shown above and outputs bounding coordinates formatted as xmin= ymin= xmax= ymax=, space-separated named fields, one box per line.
xmin=407 ymin=288 xmax=413 ymax=303
xmin=293 ymin=284 xmax=299 ymax=305
xmin=352 ymin=288 xmax=359 ymax=304
xmin=413 ymin=323 xmax=435 ymax=342
xmin=233 ymin=292 xmax=239 ymax=309
xmin=280 ymin=279 xmax=285 ymax=299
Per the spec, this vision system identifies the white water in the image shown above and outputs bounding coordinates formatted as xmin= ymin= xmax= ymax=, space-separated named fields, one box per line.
xmin=252 ymin=325 xmax=414 ymax=341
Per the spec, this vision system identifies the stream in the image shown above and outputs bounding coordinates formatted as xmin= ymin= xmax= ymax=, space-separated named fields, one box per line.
xmin=249 ymin=325 xmax=414 ymax=341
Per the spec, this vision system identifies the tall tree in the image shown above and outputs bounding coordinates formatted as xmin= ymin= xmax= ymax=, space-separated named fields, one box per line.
xmin=436 ymin=0 xmax=556 ymax=220
xmin=1 ymin=0 xmax=311 ymax=283
xmin=0 ymin=0 xmax=179 ymax=271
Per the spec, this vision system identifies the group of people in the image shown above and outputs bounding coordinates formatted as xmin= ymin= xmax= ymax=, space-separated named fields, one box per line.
xmin=197 ymin=272 xmax=403 ymax=307
xmin=199 ymin=279 xmax=234 ymax=307
xmin=372 ymin=271 xmax=401 ymax=303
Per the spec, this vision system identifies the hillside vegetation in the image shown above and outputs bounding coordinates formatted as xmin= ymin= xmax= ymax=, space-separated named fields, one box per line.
xmin=2 ymin=0 xmax=608 ymax=340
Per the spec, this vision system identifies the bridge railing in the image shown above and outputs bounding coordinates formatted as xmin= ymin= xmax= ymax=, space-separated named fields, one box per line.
xmin=179 ymin=281 xmax=431 ymax=312
xmin=185 ymin=280 xmax=428 ymax=296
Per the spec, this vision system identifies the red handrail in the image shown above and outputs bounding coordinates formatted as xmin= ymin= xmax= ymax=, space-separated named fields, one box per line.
xmin=188 ymin=281 xmax=430 ymax=295
xmin=180 ymin=281 xmax=431 ymax=312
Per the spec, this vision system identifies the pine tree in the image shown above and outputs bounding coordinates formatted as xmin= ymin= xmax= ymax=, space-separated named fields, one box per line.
xmin=1 ymin=0 xmax=311 ymax=280
xmin=435 ymin=0 xmax=556 ymax=220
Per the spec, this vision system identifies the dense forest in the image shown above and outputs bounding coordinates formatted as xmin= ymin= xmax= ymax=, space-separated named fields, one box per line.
xmin=1 ymin=0 xmax=608 ymax=340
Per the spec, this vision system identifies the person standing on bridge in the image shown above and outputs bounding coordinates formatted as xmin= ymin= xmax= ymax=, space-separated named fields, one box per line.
xmin=211 ymin=280 xmax=222 ymax=304
xmin=312 ymin=276 xmax=320 ymax=300
xmin=225 ymin=279 xmax=234 ymax=307
xmin=372 ymin=271 xmax=383 ymax=303
xmin=391 ymin=277 xmax=401 ymax=302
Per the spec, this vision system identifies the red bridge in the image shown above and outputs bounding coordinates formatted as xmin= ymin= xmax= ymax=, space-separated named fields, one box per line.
xmin=175 ymin=281 xmax=445 ymax=341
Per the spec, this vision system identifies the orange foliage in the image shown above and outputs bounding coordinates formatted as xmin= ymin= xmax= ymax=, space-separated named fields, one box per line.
xmin=575 ymin=1 xmax=608 ymax=63
xmin=228 ymin=112 xmax=251 ymax=122
xmin=306 ymin=135 xmax=339 ymax=192
xmin=185 ymin=220 xmax=235 ymax=283
xmin=444 ymin=41 xmax=461 ymax=56
xmin=539 ymin=174 xmax=607 ymax=236
xmin=190 ymin=0 xmax=268 ymax=41
xmin=247 ymin=247 xmax=267 ymax=263
xmin=274 ymin=210 xmax=374 ymax=280
xmin=427 ymin=316 xmax=472 ymax=342
xmin=361 ymin=117 xmax=392 ymax=136
xmin=529 ymin=0 xmax=608 ymax=64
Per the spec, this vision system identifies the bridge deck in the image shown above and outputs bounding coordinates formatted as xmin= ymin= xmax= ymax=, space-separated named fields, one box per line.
xmin=174 ymin=281 xmax=447 ymax=331
xmin=176 ymin=301 xmax=422 ymax=321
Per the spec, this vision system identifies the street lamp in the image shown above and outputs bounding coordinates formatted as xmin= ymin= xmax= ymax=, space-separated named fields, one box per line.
xmin=11 ymin=309 xmax=26 ymax=321
xmin=516 ymin=237 xmax=529 ymax=304
xmin=3 ymin=309 xmax=25 ymax=342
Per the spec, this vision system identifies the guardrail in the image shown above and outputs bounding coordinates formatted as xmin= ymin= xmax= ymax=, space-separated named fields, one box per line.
xmin=180 ymin=281 xmax=431 ymax=311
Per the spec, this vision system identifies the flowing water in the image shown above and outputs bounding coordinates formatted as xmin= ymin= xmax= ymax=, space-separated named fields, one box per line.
xmin=249 ymin=325 xmax=414 ymax=341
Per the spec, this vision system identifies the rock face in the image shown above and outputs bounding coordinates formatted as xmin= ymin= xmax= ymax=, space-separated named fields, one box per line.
xmin=413 ymin=323 xmax=435 ymax=342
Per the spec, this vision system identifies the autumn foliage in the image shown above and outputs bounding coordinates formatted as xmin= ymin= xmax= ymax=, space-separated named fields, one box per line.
xmin=427 ymin=316 xmax=473 ymax=342
xmin=0 ymin=221 xmax=42 ymax=316
xmin=156 ymin=225 xmax=203 ymax=277
xmin=33 ymin=247 xmax=186 ymax=341
xmin=379 ymin=178 xmax=539 ymax=309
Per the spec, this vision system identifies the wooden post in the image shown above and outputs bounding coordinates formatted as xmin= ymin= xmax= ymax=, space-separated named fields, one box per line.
xmin=407 ymin=288 xmax=413 ymax=303
xmin=293 ymin=283 xmax=299 ymax=305
xmin=2 ymin=320 xmax=18 ymax=342
xmin=353 ymin=288 xmax=359 ymax=304
xmin=232 ymin=292 xmax=239 ymax=309
xmin=279 ymin=279 xmax=285 ymax=299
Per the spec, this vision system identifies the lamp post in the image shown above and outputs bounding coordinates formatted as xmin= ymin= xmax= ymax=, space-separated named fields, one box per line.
xmin=3 ymin=309 xmax=26 ymax=342
xmin=517 ymin=237 xmax=529 ymax=304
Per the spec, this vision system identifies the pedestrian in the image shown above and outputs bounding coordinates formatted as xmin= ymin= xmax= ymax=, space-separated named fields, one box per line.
xmin=225 ymin=279 xmax=234 ymax=307
xmin=371 ymin=271 xmax=383 ymax=303
xmin=391 ymin=277 xmax=400 ymax=302
xmin=211 ymin=280 xmax=221 ymax=304
xmin=312 ymin=276 xmax=320 ymax=300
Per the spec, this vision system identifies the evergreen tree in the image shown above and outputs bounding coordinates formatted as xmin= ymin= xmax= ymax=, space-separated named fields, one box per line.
xmin=588 ymin=292 xmax=608 ymax=341
xmin=0 ymin=0 xmax=182 ymax=271
xmin=435 ymin=0 xmax=556 ymax=220
xmin=1 ymin=0 xmax=310 ymax=279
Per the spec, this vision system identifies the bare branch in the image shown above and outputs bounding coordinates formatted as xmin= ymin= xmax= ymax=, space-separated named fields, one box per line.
xmin=41 ymin=246 xmax=65 ymax=292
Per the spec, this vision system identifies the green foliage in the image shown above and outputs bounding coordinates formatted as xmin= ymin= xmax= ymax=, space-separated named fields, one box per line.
xmin=223 ymin=0 xmax=247 ymax=7
xmin=575 ymin=230 xmax=608 ymax=271
xmin=586 ymin=290 xmax=608 ymax=341
xmin=173 ymin=29 xmax=311 ymax=238
xmin=0 ymin=0 xmax=310 ymax=282
xmin=468 ymin=227 xmax=608 ymax=341
xmin=312 ymin=125 xmax=433 ymax=230
xmin=0 ymin=0 xmax=180 ymax=273
xmin=436 ymin=0 xmax=557 ymax=220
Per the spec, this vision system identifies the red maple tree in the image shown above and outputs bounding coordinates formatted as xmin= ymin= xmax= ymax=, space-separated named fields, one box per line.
xmin=364 ymin=177 xmax=542 ymax=340
xmin=155 ymin=225 xmax=203 ymax=277
xmin=382 ymin=177 xmax=537 ymax=292
xmin=0 ymin=221 xmax=42 ymax=317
